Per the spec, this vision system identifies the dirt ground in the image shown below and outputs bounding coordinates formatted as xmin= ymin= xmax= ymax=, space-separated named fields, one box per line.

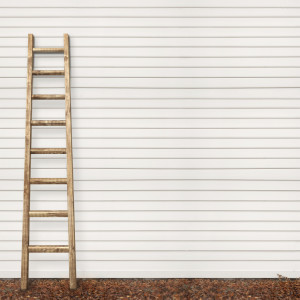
xmin=0 ymin=278 xmax=299 ymax=300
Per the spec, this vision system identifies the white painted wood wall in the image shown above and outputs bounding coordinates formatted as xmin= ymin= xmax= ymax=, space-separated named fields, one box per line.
xmin=1 ymin=0 xmax=300 ymax=278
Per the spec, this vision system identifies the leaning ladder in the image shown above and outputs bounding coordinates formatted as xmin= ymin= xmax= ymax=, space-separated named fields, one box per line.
xmin=21 ymin=34 xmax=76 ymax=290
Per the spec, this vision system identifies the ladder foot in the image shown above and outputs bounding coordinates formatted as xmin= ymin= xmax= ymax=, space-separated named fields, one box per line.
xmin=70 ymin=280 xmax=77 ymax=290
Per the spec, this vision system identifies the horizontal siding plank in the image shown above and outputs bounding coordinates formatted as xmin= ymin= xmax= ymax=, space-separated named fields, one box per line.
xmin=6 ymin=57 xmax=300 ymax=67
xmin=6 ymin=77 xmax=300 ymax=89
xmin=4 ymin=169 xmax=300 ymax=181
xmin=5 ymin=128 xmax=300 ymax=139
xmin=3 ymin=221 xmax=300 ymax=231
xmin=4 ymin=27 xmax=300 ymax=37
xmin=5 ymin=108 xmax=300 ymax=118
xmin=8 ymin=47 xmax=300 ymax=58
xmin=4 ymin=190 xmax=300 ymax=201
xmin=3 ymin=8 xmax=300 ymax=18
xmin=2 ymin=230 xmax=300 ymax=241
xmin=3 ymin=0 xmax=300 ymax=7
xmin=3 ymin=200 xmax=300 ymax=211
xmin=6 ymin=67 xmax=300 ymax=78
xmin=8 ymin=141 xmax=300 ymax=151
xmin=6 ymin=37 xmax=300 ymax=47
xmin=2 ymin=251 xmax=300 ymax=261
xmin=5 ymin=158 xmax=300 ymax=169
xmin=6 ymin=100 xmax=300 ymax=110
xmin=2 ymin=180 xmax=300 ymax=191
xmin=1 ymin=241 xmax=300 ymax=252
xmin=6 ymin=119 xmax=300 ymax=128
xmin=4 ymin=148 xmax=300 ymax=158
xmin=2 ymin=210 xmax=300 ymax=222
xmin=4 ymin=18 xmax=300 ymax=27
xmin=3 ymin=88 xmax=300 ymax=99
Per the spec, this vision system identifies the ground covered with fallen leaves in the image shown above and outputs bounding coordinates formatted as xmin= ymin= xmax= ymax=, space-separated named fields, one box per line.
xmin=0 ymin=278 xmax=300 ymax=299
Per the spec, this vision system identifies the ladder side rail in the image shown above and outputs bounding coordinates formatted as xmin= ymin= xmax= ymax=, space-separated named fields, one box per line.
xmin=21 ymin=33 xmax=33 ymax=291
xmin=64 ymin=33 xmax=77 ymax=290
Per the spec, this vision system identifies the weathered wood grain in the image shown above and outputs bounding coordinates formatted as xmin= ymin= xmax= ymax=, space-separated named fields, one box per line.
xmin=29 ymin=210 xmax=68 ymax=217
xmin=32 ymin=70 xmax=64 ymax=76
xmin=64 ymin=33 xmax=77 ymax=290
xmin=28 ymin=245 xmax=69 ymax=253
xmin=30 ymin=178 xmax=67 ymax=184
xmin=33 ymin=47 xmax=64 ymax=53
xmin=21 ymin=33 xmax=33 ymax=291
xmin=32 ymin=94 xmax=65 ymax=100
xmin=31 ymin=120 xmax=66 ymax=126
xmin=30 ymin=148 xmax=66 ymax=154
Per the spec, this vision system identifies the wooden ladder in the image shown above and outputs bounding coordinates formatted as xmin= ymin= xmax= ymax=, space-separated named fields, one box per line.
xmin=21 ymin=34 xmax=76 ymax=290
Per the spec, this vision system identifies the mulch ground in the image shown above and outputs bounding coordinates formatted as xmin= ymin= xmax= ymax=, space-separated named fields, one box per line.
xmin=0 ymin=278 xmax=300 ymax=300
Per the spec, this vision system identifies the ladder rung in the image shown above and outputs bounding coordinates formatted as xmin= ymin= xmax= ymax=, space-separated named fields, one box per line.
xmin=29 ymin=210 xmax=68 ymax=217
xmin=31 ymin=148 xmax=66 ymax=154
xmin=30 ymin=178 xmax=67 ymax=184
xmin=31 ymin=120 xmax=66 ymax=126
xmin=32 ymin=94 xmax=65 ymax=100
xmin=28 ymin=245 xmax=69 ymax=253
xmin=33 ymin=47 xmax=64 ymax=53
xmin=32 ymin=70 xmax=64 ymax=76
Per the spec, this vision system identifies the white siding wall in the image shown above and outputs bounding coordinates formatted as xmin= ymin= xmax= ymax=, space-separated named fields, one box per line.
xmin=1 ymin=0 xmax=300 ymax=278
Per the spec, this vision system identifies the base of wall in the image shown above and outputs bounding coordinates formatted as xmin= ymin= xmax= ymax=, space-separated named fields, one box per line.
xmin=1 ymin=271 xmax=298 ymax=278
